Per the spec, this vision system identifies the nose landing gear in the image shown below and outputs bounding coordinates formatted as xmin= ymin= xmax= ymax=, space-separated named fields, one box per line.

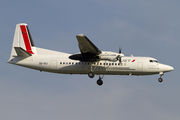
xmin=158 ymin=72 xmax=164 ymax=82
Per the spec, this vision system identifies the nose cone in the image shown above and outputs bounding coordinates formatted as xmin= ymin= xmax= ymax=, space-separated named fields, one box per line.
xmin=169 ymin=66 xmax=174 ymax=71
xmin=159 ymin=64 xmax=174 ymax=72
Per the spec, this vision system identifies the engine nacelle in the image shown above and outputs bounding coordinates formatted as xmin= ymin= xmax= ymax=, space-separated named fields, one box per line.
xmin=98 ymin=52 xmax=124 ymax=62
xmin=69 ymin=52 xmax=124 ymax=62
xmin=98 ymin=53 xmax=119 ymax=62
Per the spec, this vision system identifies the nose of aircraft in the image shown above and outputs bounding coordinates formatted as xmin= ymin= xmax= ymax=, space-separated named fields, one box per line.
xmin=159 ymin=64 xmax=174 ymax=72
xmin=169 ymin=66 xmax=174 ymax=71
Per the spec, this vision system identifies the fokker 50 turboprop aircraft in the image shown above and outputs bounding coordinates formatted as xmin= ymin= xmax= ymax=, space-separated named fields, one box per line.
xmin=7 ymin=23 xmax=174 ymax=86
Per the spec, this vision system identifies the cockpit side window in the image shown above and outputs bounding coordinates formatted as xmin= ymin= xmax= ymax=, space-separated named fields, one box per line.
xmin=149 ymin=60 xmax=158 ymax=63
xmin=154 ymin=60 xmax=158 ymax=63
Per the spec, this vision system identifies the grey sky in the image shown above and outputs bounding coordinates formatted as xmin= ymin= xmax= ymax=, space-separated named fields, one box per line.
xmin=0 ymin=0 xmax=179 ymax=120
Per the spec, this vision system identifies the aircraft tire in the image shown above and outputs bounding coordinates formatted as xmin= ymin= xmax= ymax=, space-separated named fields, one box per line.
xmin=97 ymin=79 xmax=103 ymax=86
xmin=158 ymin=78 xmax=163 ymax=82
xmin=88 ymin=72 xmax=95 ymax=78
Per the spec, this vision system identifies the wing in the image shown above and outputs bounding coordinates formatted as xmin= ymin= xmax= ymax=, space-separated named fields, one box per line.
xmin=69 ymin=34 xmax=101 ymax=62
xmin=76 ymin=34 xmax=101 ymax=55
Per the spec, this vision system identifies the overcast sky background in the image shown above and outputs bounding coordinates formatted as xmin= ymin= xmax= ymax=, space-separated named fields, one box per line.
xmin=0 ymin=0 xmax=179 ymax=120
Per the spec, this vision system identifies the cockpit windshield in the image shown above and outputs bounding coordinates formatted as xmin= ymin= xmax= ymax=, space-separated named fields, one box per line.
xmin=149 ymin=60 xmax=158 ymax=63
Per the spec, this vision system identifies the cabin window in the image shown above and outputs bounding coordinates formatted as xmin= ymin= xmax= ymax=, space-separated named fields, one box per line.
xmin=60 ymin=62 xmax=62 ymax=64
xmin=72 ymin=62 xmax=74 ymax=65
xmin=63 ymin=62 xmax=65 ymax=64
xmin=112 ymin=63 xmax=114 ymax=65
xmin=115 ymin=63 xmax=117 ymax=65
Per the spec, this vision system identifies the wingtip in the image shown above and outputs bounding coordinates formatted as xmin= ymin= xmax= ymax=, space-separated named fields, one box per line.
xmin=76 ymin=34 xmax=85 ymax=37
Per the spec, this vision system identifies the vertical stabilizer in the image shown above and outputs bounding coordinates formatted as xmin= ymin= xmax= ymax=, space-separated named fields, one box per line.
xmin=8 ymin=23 xmax=36 ymax=62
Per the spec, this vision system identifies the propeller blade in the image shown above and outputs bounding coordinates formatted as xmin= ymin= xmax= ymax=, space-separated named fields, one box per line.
xmin=118 ymin=47 xmax=122 ymax=63
xmin=119 ymin=57 xmax=121 ymax=63
xmin=119 ymin=47 xmax=121 ymax=54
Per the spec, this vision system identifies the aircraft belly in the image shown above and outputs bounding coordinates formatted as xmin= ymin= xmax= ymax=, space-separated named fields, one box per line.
xmin=56 ymin=65 xmax=137 ymax=75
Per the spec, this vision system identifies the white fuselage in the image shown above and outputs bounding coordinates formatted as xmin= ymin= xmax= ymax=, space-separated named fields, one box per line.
xmin=8 ymin=48 xmax=173 ymax=76
xmin=7 ymin=23 xmax=174 ymax=86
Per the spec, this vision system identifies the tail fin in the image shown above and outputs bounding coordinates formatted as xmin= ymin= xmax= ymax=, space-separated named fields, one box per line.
xmin=8 ymin=23 xmax=36 ymax=61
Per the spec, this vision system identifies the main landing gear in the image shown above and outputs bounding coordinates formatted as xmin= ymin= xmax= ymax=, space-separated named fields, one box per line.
xmin=158 ymin=72 xmax=164 ymax=83
xmin=88 ymin=62 xmax=105 ymax=86
xmin=97 ymin=75 xmax=104 ymax=86
xmin=88 ymin=72 xmax=104 ymax=86
xmin=88 ymin=72 xmax=95 ymax=78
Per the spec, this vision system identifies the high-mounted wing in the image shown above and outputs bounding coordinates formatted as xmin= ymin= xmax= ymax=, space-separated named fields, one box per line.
xmin=76 ymin=34 xmax=101 ymax=55
xmin=69 ymin=34 xmax=101 ymax=62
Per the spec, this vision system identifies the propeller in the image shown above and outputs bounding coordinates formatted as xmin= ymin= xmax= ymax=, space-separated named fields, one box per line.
xmin=119 ymin=47 xmax=121 ymax=54
xmin=118 ymin=47 xmax=124 ymax=63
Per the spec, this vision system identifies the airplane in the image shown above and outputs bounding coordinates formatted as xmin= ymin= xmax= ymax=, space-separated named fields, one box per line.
xmin=7 ymin=23 xmax=174 ymax=86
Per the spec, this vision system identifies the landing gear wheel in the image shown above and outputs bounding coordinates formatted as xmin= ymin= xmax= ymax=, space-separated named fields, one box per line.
xmin=88 ymin=72 xmax=95 ymax=78
xmin=158 ymin=78 xmax=163 ymax=82
xmin=97 ymin=79 xmax=103 ymax=86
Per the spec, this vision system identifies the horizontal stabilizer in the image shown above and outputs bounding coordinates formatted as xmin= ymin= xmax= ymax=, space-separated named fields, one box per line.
xmin=14 ymin=47 xmax=32 ymax=57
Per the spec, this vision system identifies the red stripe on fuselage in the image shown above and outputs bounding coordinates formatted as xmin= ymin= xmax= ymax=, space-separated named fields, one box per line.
xmin=20 ymin=25 xmax=34 ymax=54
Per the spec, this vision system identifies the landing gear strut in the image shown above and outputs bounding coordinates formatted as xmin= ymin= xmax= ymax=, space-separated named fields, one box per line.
xmin=88 ymin=62 xmax=105 ymax=86
xmin=88 ymin=62 xmax=98 ymax=78
xmin=97 ymin=75 xmax=104 ymax=86
xmin=158 ymin=72 xmax=163 ymax=83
